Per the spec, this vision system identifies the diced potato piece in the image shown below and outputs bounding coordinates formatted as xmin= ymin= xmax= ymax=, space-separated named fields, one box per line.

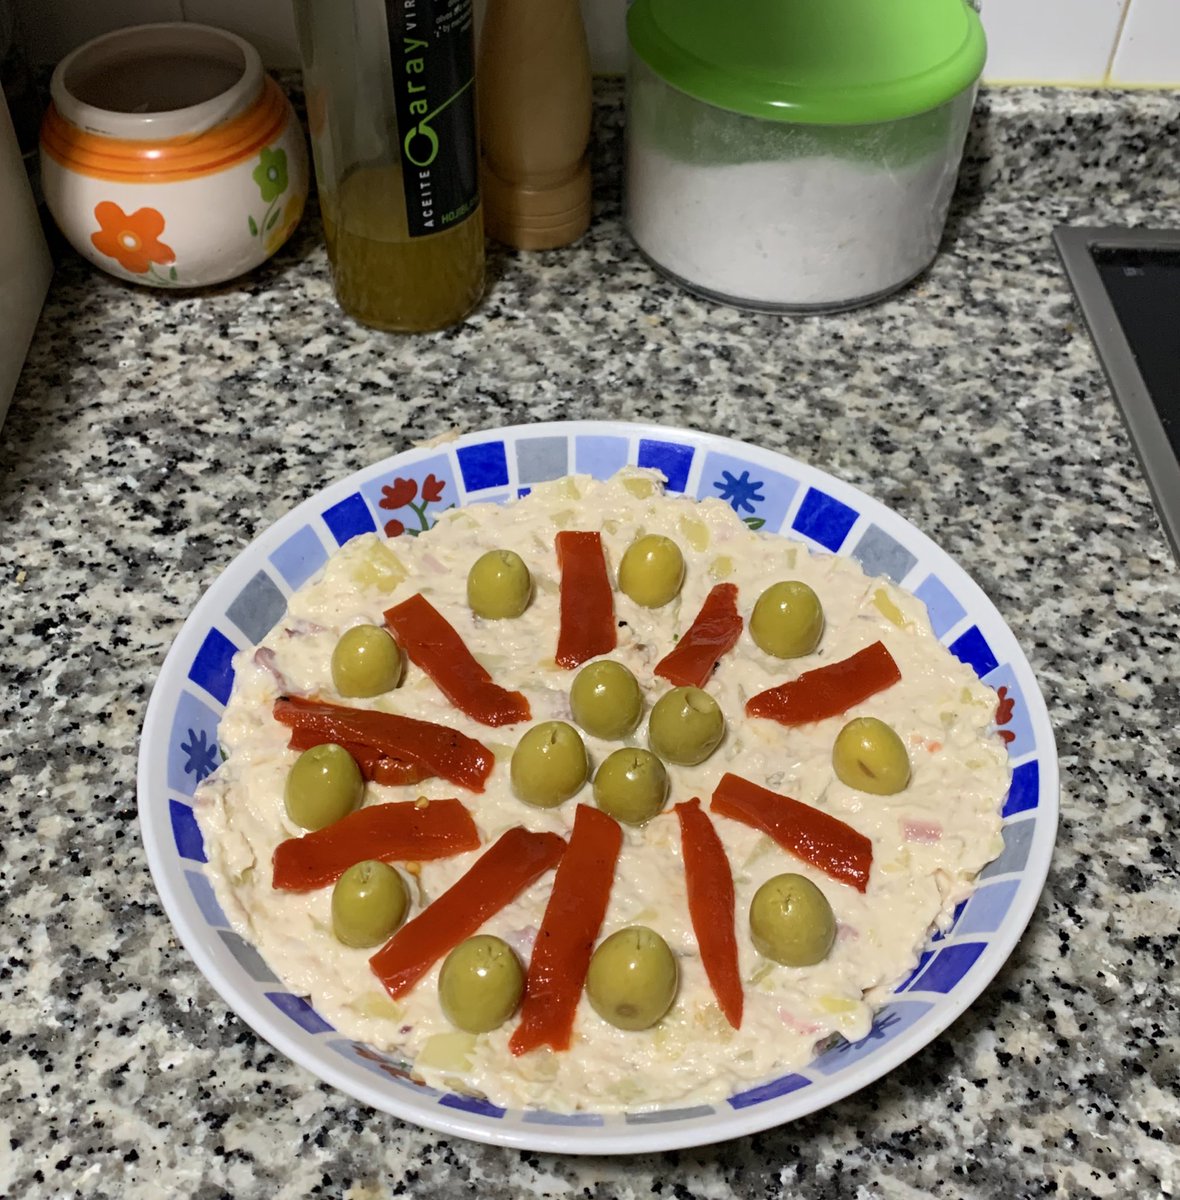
xmin=416 ymin=1032 xmax=477 ymax=1072
xmin=349 ymin=993 xmax=403 ymax=1021
xmin=873 ymin=588 xmax=909 ymax=629
xmin=622 ymin=476 xmax=656 ymax=499
xmin=342 ymin=536 xmax=407 ymax=594
xmin=817 ymin=995 xmax=858 ymax=1015
xmin=679 ymin=515 xmax=710 ymax=553
xmin=549 ymin=509 xmax=576 ymax=528
xmin=710 ymin=555 xmax=734 ymax=580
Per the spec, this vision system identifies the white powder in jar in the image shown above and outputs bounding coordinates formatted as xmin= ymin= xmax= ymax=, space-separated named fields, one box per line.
xmin=625 ymin=146 xmax=958 ymax=310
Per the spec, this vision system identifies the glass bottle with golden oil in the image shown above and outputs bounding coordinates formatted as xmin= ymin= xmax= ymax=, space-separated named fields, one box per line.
xmin=293 ymin=0 xmax=484 ymax=332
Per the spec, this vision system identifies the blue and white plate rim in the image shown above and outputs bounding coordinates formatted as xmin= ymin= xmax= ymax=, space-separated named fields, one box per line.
xmin=138 ymin=418 xmax=1059 ymax=1155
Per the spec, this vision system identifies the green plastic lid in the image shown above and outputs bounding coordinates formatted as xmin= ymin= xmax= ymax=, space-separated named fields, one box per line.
xmin=627 ymin=0 xmax=986 ymax=125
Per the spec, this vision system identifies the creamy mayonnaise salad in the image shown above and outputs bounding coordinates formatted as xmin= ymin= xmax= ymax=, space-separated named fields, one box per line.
xmin=194 ymin=470 xmax=1009 ymax=1111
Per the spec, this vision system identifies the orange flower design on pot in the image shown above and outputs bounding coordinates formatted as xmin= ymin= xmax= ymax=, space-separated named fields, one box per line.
xmin=40 ymin=23 xmax=308 ymax=288
xmin=91 ymin=202 xmax=176 ymax=280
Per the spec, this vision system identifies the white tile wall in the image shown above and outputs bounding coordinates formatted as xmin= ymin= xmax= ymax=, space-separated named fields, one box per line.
xmin=180 ymin=0 xmax=299 ymax=69
xmin=14 ymin=0 xmax=183 ymax=65
xmin=979 ymin=0 xmax=1129 ymax=83
xmin=12 ymin=0 xmax=1180 ymax=86
xmin=1108 ymin=0 xmax=1180 ymax=85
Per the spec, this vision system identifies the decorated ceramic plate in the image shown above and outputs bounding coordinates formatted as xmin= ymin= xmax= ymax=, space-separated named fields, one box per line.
xmin=138 ymin=420 xmax=1058 ymax=1154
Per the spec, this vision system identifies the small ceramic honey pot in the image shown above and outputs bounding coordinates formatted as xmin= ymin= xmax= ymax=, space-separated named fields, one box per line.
xmin=40 ymin=23 xmax=308 ymax=288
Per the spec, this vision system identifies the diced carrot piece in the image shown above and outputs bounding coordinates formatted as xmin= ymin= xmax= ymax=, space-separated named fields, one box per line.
xmin=286 ymin=725 xmax=433 ymax=787
xmin=655 ymin=583 xmax=743 ymax=688
xmin=509 ymin=805 xmax=622 ymax=1055
xmin=711 ymin=772 xmax=872 ymax=893
xmin=383 ymin=592 xmax=531 ymax=727
xmin=271 ymin=799 xmax=480 ymax=892
xmin=674 ymin=798 xmax=743 ymax=1029
xmin=370 ymin=827 xmax=566 ymax=999
xmin=745 ymin=641 xmax=901 ymax=726
xmin=554 ymin=531 xmax=616 ymax=669
xmin=273 ymin=696 xmax=494 ymax=793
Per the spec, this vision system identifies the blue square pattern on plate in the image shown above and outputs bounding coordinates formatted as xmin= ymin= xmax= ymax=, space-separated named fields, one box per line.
xmin=949 ymin=625 xmax=1000 ymax=679
xmin=791 ymin=488 xmax=859 ymax=552
xmin=913 ymin=573 xmax=968 ymax=640
xmin=219 ymin=930 xmax=281 ymax=983
xmin=852 ymin=524 xmax=919 ymax=584
xmin=1002 ymin=759 xmax=1040 ymax=818
xmin=626 ymin=1104 xmax=715 ymax=1124
xmin=905 ymin=943 xmax=987 ymax=996
xmin=637 ymin=438 xmax=695 ymax=493
xmin=457 ymin=440 xmax=510 ymax=492
xmin=168 ymin=690 xmax=223 ymax=796
xmin=516 ymin=436 xmax=570 ymax=485
xmin=980 ymin=817 xmax=1036 ymax=879
xmin=574 ymin=434 xmax=630 ymax=480
xmin=321 ymin=492 xmax=377 ymax=546
xmin=982 ymin=663 xmax=1034 ymax=759
xmin=226 ymin=570 xmax=288 ymax=645
xmin=896 ymin=949 xmax=935 ymax=992
xmin=360 ymin=452 xmax=456 ymax=538
xmin=187 ymin=626 xmax=239 ymax=707
xmin=524 ymin=1109 xmax=607 ymax=1127
xmin=697 ymin=451 xmax=800 ymax=532
xmin=812 ymin=1001 xmax=932 ymax=1074
xmin=268 ymin=524 xmax=329 ymax=591
xmin=440 ymin=1093 xmax=507 ymax=1119
xmin=728 ymin=1072 xmax=811 ymax=1110
xmin=953 ymin=880 xmax=1022 ymax=937
xmin=170 ymin=800 xmax=206 ymax=863
xmin=266 ymin=992 xmax=335 ymax=1035
xmin=185 ymin=869 xmax=228 ymax=926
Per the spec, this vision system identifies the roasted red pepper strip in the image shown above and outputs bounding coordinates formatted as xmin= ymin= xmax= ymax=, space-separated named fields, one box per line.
xmin=286 ymin=725 xmax=433 ymax=787
xmin=370 ymin=827 xmax=566 ymax=998
xmin=554 ymin=531 xmax=616 ymax=669
xmin=272 ymin=799 xmax=479 ymax=892
xmin=674 ymin=798 xmax=743 ymax=1030
xmin=655 ymin=583 xmax=743 ymax=688
xmin=383 ymin=592 xmax=531 ymax=727
xmin=510 ymin=804 xmax=622 ymax=1055
xmin=273 ymin=696 xmax=494 ymax=793
xmin=711 ymin=772 xmax=872 ymax=893
xmin=745 ymin=641 xmax=902 ymax=726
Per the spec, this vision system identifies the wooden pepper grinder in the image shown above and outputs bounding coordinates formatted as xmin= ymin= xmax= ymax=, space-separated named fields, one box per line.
xmin=477 ymin=0 xmax=592 ymax=250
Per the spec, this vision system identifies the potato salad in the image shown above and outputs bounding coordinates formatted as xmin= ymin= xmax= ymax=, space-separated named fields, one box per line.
xmin=194 ymin=470 xmax=1009 ymax=1111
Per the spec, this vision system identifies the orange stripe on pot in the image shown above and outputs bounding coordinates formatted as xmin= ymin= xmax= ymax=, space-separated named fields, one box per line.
xmin=41 ymin=77 xmax=291 ymax=183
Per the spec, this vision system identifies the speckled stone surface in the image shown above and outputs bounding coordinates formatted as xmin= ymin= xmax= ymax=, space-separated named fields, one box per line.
xmin=2 ymin=80 xmax=1178 ymax=1199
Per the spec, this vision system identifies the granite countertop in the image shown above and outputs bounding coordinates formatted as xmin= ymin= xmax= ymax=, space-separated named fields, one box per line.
xmin=3 ymin=80 xmax=1178 ymax=1199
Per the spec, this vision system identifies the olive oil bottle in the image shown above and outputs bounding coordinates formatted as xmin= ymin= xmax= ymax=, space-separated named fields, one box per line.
xmin=294 ymin=0 xmax=484 ymax=332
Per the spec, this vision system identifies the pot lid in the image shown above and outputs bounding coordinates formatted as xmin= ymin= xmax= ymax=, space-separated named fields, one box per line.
xmin=627 ymin=0 xmax=986 ymax=124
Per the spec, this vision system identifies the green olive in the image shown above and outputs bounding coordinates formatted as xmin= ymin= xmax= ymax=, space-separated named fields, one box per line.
xmin=647 ymin=686 xmax=725 ymax=766
xmin=593 ymin=748 xmax=669 ymax=826
xmin=467 ymin=549 xmax=532 ymax=619
xmin=284 ymin=743 xmax=364 ymax=830
xmin=331 ymin=625 xmax=404 ymax=697
xmin=510 ymin=720 xmax=589 ymax=807
xmin=586 ymin=926 xmax=678 ymax=1031
xmin=438 ymin=935 xmax=525 ymax=1033
xmin=749 ymin=873 xmax=836 ymax=967
xmin=331 ymin=860 xmax=409 ymax=948
xmin=569 ymin=660 xmax=643 ymax=740
xmin=832 ymin=717 xmax=911 ymax=795
xmin=617 ymin=535 xmax=685 ymax=608
xmin=749 ymin=581 xmax=824 ymax=659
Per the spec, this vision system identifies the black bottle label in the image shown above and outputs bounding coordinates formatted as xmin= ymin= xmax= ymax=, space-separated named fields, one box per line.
xmin=386 ymin=0 xmax=479 ymax=238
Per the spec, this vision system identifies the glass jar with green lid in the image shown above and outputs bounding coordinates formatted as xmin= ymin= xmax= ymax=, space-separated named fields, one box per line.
xmin=625 ymin=0 xmax=986 ymax=312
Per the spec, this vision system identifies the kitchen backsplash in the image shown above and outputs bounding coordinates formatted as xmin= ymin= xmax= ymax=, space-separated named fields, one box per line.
xmin=10 ymin=0 xmax=1180 ymax=86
